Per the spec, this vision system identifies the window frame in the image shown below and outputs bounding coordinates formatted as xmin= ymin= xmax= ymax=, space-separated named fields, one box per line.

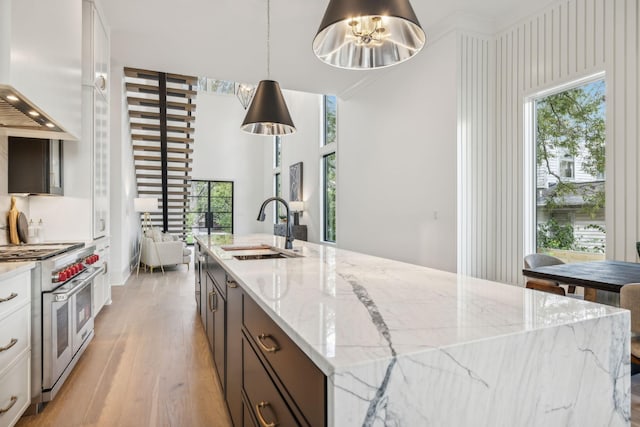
xmin=321 ymin=95 xmax=337 ymax=243
xmin=523 ymin=71 xmax=606 ymax=258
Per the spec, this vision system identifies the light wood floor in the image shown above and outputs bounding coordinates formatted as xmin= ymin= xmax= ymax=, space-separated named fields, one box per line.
xmin=17 ymin=266 xmax=232 ymax=427
xmin=14 ymin=265 xmax=640 ymax=426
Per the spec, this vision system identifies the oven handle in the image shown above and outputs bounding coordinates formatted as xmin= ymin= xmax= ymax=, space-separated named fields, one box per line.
xmin=53 ymin=266 xmax=105 ymax=302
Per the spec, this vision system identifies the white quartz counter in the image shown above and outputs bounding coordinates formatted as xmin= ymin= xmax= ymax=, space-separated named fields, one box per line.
xmin=197 ymin=233 xmax=630 ymax=426
xmin=0 ymin=261 xmax=35 ymax=281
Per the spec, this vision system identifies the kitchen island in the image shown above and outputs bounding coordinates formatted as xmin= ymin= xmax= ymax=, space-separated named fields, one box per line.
xmin=196 ymin=234 xmax=630 ymax=426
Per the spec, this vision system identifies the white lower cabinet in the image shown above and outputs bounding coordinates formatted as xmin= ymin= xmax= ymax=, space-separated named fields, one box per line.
xmin=0 ymin=352 xmax=30 ymax=427
xmin=0 ymin=269 xmax=31 ymax=427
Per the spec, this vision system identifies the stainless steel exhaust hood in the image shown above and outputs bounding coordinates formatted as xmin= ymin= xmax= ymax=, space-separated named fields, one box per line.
xmin=0 ymin=85 xmax=70 ymax=137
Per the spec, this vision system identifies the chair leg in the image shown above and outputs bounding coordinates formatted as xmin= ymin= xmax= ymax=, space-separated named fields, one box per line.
xmin=150 ymin=266 xmax=154 ymax=273
xmin=568 ymin=285 xmax=576 ymax=294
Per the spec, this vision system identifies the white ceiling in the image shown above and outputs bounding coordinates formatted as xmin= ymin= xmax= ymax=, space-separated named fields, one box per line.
xmin=102 ymin=0 xmax=556 ymax=96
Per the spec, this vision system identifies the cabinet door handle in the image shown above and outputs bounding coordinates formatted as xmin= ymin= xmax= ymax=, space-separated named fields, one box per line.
xmin=256 ymin=334 xmax=279 ymax=353
xmin=255 ymin=401 xmax=278 ymax=427
xmin=208 ymin=291 xmax=214 ymax=312
xmin=227 ymin=279 xmax=237 ymax=288
xmin=0 ymin=293 xmax=17 ymax=303
xmin=0 ymin=396 xmax=17 ymax=415
xmin=0 ymin=338 xmax=17 ymax=352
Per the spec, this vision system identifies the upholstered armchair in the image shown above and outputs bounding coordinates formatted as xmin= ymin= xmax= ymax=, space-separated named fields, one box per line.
xmin=140 ymin=228 xmax=191 ymax=273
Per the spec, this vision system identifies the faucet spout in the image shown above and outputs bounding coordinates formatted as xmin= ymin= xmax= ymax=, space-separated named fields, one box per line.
xmin=256 ymin=197 xmax=294 ymax=249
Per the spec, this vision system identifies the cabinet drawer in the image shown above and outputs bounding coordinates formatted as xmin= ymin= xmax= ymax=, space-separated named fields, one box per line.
xmin=242 ymin=337 xmax=299 ymax=427
xmin=243 ymin=297 xmax=325 ymax=426
xmin=0 ymin=353 xmax=30 ymax=427
xmin=0 ymin=272 xmax=30 ymax=321
xmin=0 ymin=305 xmax=29 ymax=378
xmin=205 ymin=257 xmax=226 ymax=298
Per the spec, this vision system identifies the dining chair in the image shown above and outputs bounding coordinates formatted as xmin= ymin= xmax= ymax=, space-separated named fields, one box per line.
xmin=525 ymin=279 xmax=566 ymax=296
xmin=620 ymin=283 xmax=640 ymax=364
xmin=524 ymin=253 xmax=577 ymax=294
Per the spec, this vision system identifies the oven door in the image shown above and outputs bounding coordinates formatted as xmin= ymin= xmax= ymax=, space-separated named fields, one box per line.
xmin=71 ymin=279 xmax=93 ymax=355
xmin=42 ymin=292 xmax=73 ymax=391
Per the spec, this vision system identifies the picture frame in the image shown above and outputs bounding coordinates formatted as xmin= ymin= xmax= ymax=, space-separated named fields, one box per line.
xmin=289 ymin=162 xmax=303 ymax=201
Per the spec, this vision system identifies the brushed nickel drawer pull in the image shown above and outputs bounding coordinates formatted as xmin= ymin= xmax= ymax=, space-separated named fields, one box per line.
xmin=227 ymin=279 xmax=238 ymax=288
xmin=0 ymin=396 xmax=17 ymax=415
xmin=255 ymin=401 xmax=278 ymax=427
xmin=0 ymin=293 xmax=17 ymax=304
xmin=0 ymin=338 xmax=17 ymax=352
xmin=256 ymin=334 xmax=280 ymax=353
xmin=208 ymin=291 xmax=216 ymax=313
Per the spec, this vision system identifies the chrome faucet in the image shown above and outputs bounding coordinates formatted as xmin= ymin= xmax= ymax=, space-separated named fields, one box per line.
xmin=256 ymin=197 xmax=294 ymax=249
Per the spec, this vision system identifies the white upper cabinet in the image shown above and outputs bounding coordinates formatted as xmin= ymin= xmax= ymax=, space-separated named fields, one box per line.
xmin=0 ymin=0 xmax=82 ymax=140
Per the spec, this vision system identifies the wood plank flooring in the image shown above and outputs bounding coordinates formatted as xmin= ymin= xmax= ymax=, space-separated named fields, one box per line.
xmin=14 ymin=264 xmax=640 ymax=426
xmin=17 ymin=266 xmax=232 ymax=427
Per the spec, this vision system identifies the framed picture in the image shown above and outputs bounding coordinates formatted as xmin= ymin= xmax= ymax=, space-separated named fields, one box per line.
xmin=289 ymin=162 xmax=303 ymax=201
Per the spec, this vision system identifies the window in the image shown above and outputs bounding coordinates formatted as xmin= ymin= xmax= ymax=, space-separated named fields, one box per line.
xmin=321 ymin=95 xmax=337 ymax=242
xmin=533 ymin=78 xmax=606 ymax=260
xmin=559 ymin=152 xmax=575 ymax=179
xmin=323 ymin=153 xmax=336 ymax=242
xmin=186 ymin=180 xmax=233 ymax=243
xmin=274 ymin=173 xmax=281 ymax=223
xmin=323 ymin=95 xmax=337 ymax=146
xmin=274 ymin=136 xmax=281 ymax=168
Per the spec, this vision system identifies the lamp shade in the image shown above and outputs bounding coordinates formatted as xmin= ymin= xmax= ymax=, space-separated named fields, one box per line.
xmin=241 ymin=80 xmax=296 ymax=136
xmin=312 ymin=0 xmax=426 ymax=69
xmin=289 ymin=201 xmax=304 ymax=212
xmin=134 ymin=197 xmax=158 ymax=213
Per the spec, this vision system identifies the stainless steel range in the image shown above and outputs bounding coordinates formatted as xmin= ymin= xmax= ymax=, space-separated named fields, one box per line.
xmin=0 ymin=243 xmax=104 ymax=413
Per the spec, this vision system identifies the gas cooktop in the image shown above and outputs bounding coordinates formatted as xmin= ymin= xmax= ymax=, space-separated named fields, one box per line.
xmin=0 ymin=243 xmax=85 ymax=261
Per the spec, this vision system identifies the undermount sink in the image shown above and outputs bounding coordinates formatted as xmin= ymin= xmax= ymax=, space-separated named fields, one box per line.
xmin=220 ymin=243 xmax=302 ymax=260
xmin=220 ymin=244 xmax=272 ymax=251
xmin=233 ymin=253 xmax=289 ymax=261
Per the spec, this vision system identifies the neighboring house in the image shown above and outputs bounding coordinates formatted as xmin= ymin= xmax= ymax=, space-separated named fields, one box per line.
xmin=536 ymin=145 xmax=605 ymax=253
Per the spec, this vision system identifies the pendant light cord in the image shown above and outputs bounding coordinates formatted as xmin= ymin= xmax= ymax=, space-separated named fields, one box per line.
xmin=267 ymin=0 xmax=271 ymax=80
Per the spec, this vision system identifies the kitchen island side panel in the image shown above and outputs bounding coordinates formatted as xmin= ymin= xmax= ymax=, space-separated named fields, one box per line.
xmin=330 ymin=311 xmax=630 ymax=427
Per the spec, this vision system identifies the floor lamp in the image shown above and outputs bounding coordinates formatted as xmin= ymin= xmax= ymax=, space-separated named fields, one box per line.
xmin=134 ymin=197 xmax=164 ymax=275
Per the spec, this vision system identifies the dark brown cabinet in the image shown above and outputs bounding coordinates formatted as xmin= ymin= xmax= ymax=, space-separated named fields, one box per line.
xmin=242 ymin=336 xmax=299 ymax=427
xmin=226 ymin=278 xmax=243 ymax=427
xmin=195 ymin=241 xmax=327 ymax=427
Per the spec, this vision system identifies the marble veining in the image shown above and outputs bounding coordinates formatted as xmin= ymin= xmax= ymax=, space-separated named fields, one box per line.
xmin=0 ymin=261 xmax=35 ymax=280
xmin=196 ymin=234 xmax=630 ymax=426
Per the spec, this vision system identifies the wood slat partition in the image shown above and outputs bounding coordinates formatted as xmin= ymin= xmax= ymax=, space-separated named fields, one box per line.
xmin=125 ymin=66 xmax=197 ymax=239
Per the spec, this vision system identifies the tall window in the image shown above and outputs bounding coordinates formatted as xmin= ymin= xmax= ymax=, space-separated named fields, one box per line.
xmin=322 ymin=95 xmax=337 ymax=242
xmin=186 ymin=180 xmax=234 ymax=243
xmin=274 ymin=172 xmax=281 ymax=223
xmin=274 ymin=135 xmax=282 ymax=223
xmin=323 ymin=153 xmax=336 ymax=242
xmin=534 ymin=78 xmax=605 ymax=261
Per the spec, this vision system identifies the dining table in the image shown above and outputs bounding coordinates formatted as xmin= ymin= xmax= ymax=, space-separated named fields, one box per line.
xmin=522 ymin=260 xmax=640 ymax=304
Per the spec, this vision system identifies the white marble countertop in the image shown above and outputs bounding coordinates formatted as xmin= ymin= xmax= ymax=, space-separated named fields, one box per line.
xmin=196 ymin=234 xmax=626 ymax=376
xmin=0 ymin=261 xmax=35 ymax=280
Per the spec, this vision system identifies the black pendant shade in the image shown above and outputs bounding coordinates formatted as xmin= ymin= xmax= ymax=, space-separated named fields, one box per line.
xmin=241 ymin=80 xmax=296 ymax=136
xmin=313 ymin=0 xmax=426 ymax=69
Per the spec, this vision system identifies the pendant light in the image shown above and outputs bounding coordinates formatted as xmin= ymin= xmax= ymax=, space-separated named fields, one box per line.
xmin=241 ymin=0 xmax=296 ymax=136
xmin=312 ymin=0 xmax=426 ymax=70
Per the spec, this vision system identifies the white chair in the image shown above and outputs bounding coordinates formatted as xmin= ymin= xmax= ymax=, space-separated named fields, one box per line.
xmin=140 ymin=228 xmax=191 ymax=273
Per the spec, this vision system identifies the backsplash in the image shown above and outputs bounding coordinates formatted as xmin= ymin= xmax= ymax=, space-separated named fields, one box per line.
xmin=0 ymin=135 xmax=30 ymax=245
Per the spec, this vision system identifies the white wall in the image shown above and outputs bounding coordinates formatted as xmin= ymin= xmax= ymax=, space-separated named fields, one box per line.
xmin=108 ymin=64 xmax=139 ymax=285
xmin=260 ymin=90 xmax=323 ymax=242
xmin=337 ymin=32 xmax=459 ymax=272
xmin=460 ymin=0 xmax=640 ymax=285
xmin=192 ymin=92 xmax=267 ymax=235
